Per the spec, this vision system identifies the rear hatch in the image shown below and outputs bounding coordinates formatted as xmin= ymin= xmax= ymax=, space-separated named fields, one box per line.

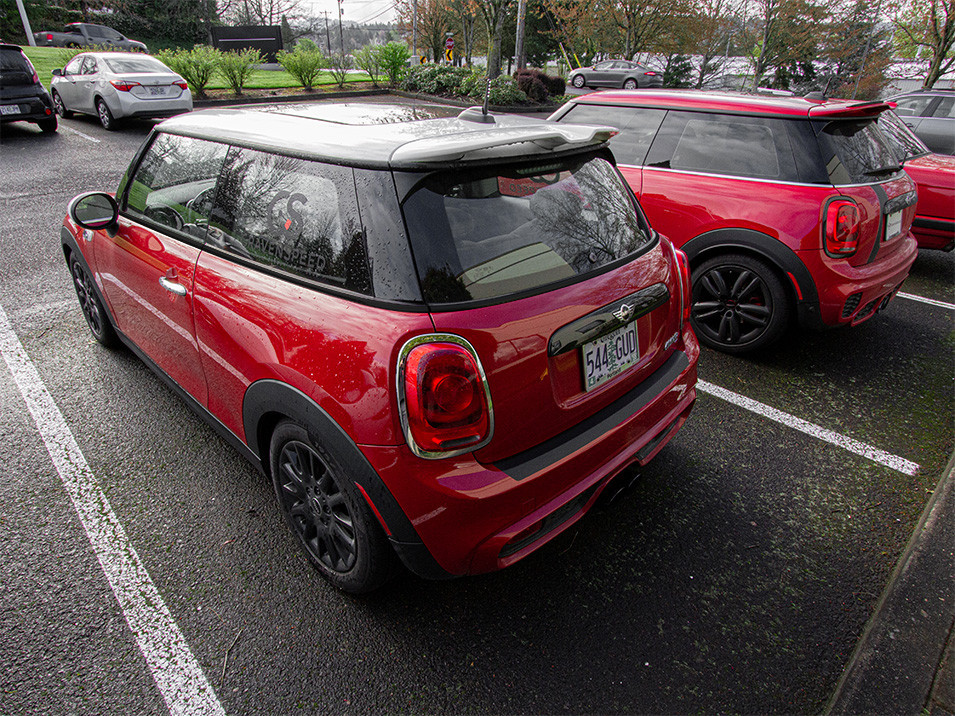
xmin=811 ymin=108 xmax=918 ymax=263
xmin=400 ymin=150 xmax=684 ymax=463
xmin=0 ymin=46 xmax=41 ymax=101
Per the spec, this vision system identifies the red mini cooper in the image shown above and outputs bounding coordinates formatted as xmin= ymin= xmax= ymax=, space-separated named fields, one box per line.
xmin=62 ymin=103 xmax=698 ymax=592
xmin=550 ymin=91 xmax=920 ymax=354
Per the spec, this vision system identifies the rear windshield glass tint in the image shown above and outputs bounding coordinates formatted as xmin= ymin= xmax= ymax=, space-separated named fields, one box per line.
xmin=878 ymin=110 xmax=929 ymax=161
xmin=0 ymin=50 xmax=33 ymax=85
xmin=104 ymin=57 xmax=168 ymax=73
xmin=817 ymin=119 xmax=903 ymax=184
xmin=402 ymin=155 xmax=654 ymax=304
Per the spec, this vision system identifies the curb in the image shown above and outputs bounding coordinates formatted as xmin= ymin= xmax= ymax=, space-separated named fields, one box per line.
xmin=826 ymin=451 xmax=955 ymax=714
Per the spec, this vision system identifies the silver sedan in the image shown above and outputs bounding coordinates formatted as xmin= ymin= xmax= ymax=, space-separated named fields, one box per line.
xmin=50 ymin=52 xmax=192 ymax=130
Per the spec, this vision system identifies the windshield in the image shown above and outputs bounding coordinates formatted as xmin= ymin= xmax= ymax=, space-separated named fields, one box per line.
xmin=103 ymin=57 xmax=168 ymax=74
xmin=877 ymin=110 xmax=930 ymax=162
xmin=817 ymin=118 xmax=904 ymax=184
xmin=402 ymin=155 xmax=655 ymax=304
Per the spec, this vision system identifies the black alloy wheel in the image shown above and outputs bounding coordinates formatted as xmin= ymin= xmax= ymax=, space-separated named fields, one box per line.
xmin=690 ymin=253 xmax=789 ymax=354
xmin=270 ymin=421 xmax=393 ymax=593
xmin=69 ymin=254 xmax=117 ymax=347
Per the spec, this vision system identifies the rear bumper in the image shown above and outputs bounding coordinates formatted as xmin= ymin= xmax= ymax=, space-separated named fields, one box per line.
xmin=109 ymin=92 xmax=192 ymax=120
xmin=361 ymin=336 xmax=698 ymax=578
xmin=0 ymin=93 xmax=54 ymax=123
xmin=800 ymin=234 xmax=918 ymax=327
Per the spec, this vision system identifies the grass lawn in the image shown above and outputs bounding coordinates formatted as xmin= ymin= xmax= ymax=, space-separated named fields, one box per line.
xmin=19 ymin=46 xmax=372 ymax=92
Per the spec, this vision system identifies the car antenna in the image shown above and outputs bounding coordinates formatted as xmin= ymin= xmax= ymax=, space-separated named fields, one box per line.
xmin=806 ymin=77 xmax=834 ymax=102
xmin=457 ymin=75 xmax=496 ymax=123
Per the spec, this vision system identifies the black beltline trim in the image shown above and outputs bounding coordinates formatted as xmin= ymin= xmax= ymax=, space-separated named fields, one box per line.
xmin=492 ymin=350 xmax=690 ymax=481
xmin=914 ymin=217 xmax=954 ymax=232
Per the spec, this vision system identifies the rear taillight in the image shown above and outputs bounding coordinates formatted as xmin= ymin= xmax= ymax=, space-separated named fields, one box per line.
xmin=45 ymin=33 xmax=53 ymax=41
xmin=174 ymin=81 xmax=188 ymax=90
xmin=643 ymin=71 xmax=657 ymax=76
xmin=675 ymin=247 xmax=692 ymax=325
xmin=110 ymin=80 xmax=141 ymax=92
xmin=398 ymin=335 xmax=493 ymax=459
xmin=825 ymin=200 xmax=861 ymax=257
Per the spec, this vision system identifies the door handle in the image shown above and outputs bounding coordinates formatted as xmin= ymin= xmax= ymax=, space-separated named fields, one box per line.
xmin=159 ymin=276 xmax=187 ymax=296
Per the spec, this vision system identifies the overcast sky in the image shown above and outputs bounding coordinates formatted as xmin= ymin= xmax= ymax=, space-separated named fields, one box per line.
xmin=303 ymin=0 xmax=396 ymax=25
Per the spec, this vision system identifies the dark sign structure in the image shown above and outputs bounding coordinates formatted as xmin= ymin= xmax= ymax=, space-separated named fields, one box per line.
xmin=211 ymin=26 xmax=283 ymax=62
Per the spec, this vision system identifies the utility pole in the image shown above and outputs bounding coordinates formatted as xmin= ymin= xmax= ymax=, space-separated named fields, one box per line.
xmin=515 ymin=0 xmax=527 ymax=70
xmin=412 ymin=0 xmax=418 ymax=62
xmin=324 ymin=11 xmax=332 ymax=55
xmin=15 ymin=0 xmax=35 ymax=46
xmin=337 ymin=0 xmax=345 ymax=55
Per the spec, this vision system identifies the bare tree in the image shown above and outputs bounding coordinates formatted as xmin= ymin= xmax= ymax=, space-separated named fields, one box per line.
xmin=889 ymin=0 xmax=955 ymax=88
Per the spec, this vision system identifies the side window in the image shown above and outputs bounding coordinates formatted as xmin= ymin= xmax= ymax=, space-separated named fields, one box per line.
xmin=81 ymin=57 xmax=98 ymax=75
xmin=931 ymin=96 xmax=955 ymax=118
xmin=560 ymin=104 xmax=665 ymax=166
xmin=646 ymin=111 xmax=797 ymax=181
xmin=64 ymin=57 xmax=83 ymax=75
xmin=208 ymin=147 xmax=371 ymax=294
xmin=893 ymin=95 xmax=934 ymax=117
xmin=124 ymin=133 xmax=229 ymax=240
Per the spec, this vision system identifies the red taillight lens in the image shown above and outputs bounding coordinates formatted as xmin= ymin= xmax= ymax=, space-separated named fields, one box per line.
xmin=400 ymin=338 xmax=492 ymax=458
xmin=825 ymin=200 xmax=861 ymax=257
xmin=45 ymin=33 xmax=53 ymax=41
xmin=644 ymin=71 xmax=657 ymax=76
xmin=672 ymin=246 xmax=692 ymax=325
xmin=174 ymin=81 xmax=188 ymax=90
xmin=110 ymin=80 xmax=141 ymax=92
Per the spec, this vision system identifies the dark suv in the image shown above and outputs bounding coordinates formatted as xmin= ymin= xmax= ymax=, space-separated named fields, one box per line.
xmin=550 ymin=90 xmax=919 ymax=353
xmin=0 ymin=44 xmax=57 ymax=133
xmin=62 ymin=103 xmax=698 ymax=592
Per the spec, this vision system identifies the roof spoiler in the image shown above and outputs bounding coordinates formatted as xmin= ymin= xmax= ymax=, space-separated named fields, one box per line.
xmin=808 ymin=100 xmax=893 ymax=119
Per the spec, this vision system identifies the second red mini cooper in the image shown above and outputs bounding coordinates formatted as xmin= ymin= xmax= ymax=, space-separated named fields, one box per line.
xmin=62 ymin=103 xmax=698 ymax=592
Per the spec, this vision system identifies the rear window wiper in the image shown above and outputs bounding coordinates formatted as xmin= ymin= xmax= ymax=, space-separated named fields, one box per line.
xmin=863 ymin=164 xmax=902 ymax=176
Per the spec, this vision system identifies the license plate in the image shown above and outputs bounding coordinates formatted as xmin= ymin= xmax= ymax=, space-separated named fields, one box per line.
xmin=0 ymin=104 xmax=20 ymax=115
xmin=148 ymin=86 xmax=166 ymax=96
xmin=885 ymin=210 xmax=902 ymax=241
xmin=582 ymin=321 xmax=640 ymax=391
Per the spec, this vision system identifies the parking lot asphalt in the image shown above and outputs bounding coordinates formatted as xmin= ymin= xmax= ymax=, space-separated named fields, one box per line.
xmin=0 ymin=97 xmax=952 ymax=715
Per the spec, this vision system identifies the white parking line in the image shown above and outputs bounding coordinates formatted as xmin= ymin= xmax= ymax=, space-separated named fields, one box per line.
xmin=61 ymin=125 xmax=101 ymax=143
xmin=698 ymin=380 xmax=920 ymax=476
xmin=0 ymin=305 xmax=224 ymax=716
xmin=898 ymin=292 xmax=955 ymax=311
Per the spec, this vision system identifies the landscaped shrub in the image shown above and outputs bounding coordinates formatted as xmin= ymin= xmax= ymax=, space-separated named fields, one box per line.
xmin=353 ymin=44 xmax=382 ymax=87
xmin=378 ymin=42 xmax=411 ymax=87
xmin=462 ymin=72 xmax=527 ymax=106
xmin=401 ymin=65 xmax=472 ymax=96
xmin=327 ymin=53 xmax=352 ymax=89
xmin=276 ymin=43 xmax=327 ymax=89
xmin=514 ymin=68 xmax=566 ymax=100
xmin=217 ymin=48 xmax=262 ymax=95
xmin=155 ymin=46 xmax=220 ymax=98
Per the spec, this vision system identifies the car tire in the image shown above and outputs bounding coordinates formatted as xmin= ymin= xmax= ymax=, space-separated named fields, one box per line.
xmin=38 ymin=116 xmax=57 ymax=133
xmin=96 ymin=98 xmax=117 ymax=130
xmin=623 ymin=78 xmax=639 ymax=89
xmin=690 ymin=253 xmax=790 ymax=354
xmin=571 ymin=74 xmax=586 ymax=89
xmin=52 ymin=90 xmax=72 ymax=118
xmin=270 ymin=420 xmax=394 ymax=594
xmin=69 ymin=254 xmax=118 ymax=348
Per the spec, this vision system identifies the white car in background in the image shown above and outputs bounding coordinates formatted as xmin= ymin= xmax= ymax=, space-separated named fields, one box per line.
xmin=50 ymin=52 xmax=192 ymax=130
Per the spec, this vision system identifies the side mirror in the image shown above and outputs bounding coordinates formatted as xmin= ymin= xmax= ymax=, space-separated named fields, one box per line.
xmin=52 ymin=68 xmax=62 ymax=77
xmin=70 ymin=192 xmax=119 ymax=233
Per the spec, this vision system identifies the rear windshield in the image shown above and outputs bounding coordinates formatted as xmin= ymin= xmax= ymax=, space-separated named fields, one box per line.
xmin=0 ymin=49 xmax=34 ymax=86
xmin=402 ymin=155 xmax=654 ymax=304
xmin=816 ymin=119 xmax=904 ymax=185
xmin=878 ymin=110 xmax=930 ymax=162
xmin=103 ymin=57 xmax=168 ymax=74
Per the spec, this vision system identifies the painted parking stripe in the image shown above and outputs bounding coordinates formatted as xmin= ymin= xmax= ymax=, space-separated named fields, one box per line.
xmin=60 ymin=125 xmax=101 ymax=143
xmin=698 ymin=380 xmax=920 ymax=476
xmin=897 ymin=292 xmax=955 ymax=311
xmin=0 ymin=305 xmax=224 ymax=716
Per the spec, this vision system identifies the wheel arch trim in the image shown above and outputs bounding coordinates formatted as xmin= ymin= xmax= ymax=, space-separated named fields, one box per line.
xmin=242 ymin=379 xmax=451 ymax=579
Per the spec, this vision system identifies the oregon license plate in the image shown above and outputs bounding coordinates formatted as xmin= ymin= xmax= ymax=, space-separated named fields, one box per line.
xmin=885 ymin=210 xmax=902 ymax=241
xmin=148 ymin=86 xmax=166 ymax=96
xmin=0 ymin=104 xmax=21 ymax=115
xmin=582 ymin=322 xmax=640 ymax=391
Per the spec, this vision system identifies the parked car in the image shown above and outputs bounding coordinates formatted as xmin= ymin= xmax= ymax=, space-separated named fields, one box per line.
xmin=33 ymin=22 xmax=147 ymax=52
xmin=569 ymin=60 xmax=663 ymax=90
xmin=51 ymin=52 xmax=192 ymax=130
xmin=887 ymin=88 xmax=954 ymax=155
xmin=550 ymin=90 xmax=919 ymax=354
xmin=878 ymin=109 xmax=955 ymax=251
xmin=61 ymin=103 xmax=699 ymax=593
xmin=0 ymin=43 xmax=57 ymax=133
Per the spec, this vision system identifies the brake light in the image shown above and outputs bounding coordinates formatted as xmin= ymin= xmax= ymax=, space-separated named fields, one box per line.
xmin=643 ymin=71 xmax=657 ymax=76
xmin=398 ymin=336 xmax=492 ymax=459
xmin=45 ymin=33 xmax=53 ymax=41
xmin=174 ymin=81 xmax=188 ymax=90
xmin=825 ymin=200 xmax=861 ymax=256
xmin=110 ymin=80 xmax=141 ymax=92
xmin=674 ymin=247 xmax=692 ymax=324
